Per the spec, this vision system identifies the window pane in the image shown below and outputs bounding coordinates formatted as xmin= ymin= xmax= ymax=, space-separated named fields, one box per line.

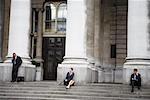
xmin=58 ymin=3 xmax=67 ymax=19
xmin=111 ymin=44 xmax=116 ymax=58
xmin=32 ymin=10 xmax=38 ymax=33
xmin=45 ymin=4 xmax=56 ymax=31
xmin=57 ymin=21 xmax=66 ymax=32
xmin=57 ymin=3 xmax=67 ymax=32
xmin=46 ymin=6 xmax=51 ymax=20
xmin=46 ymin=4 xmax=56 ymax=20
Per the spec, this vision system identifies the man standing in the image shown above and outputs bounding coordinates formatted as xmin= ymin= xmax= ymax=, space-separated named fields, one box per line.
xmin=11 ymin=53 xmax=22 ymax=82
xmin=130 ymin=68 xmax=141 ymax=92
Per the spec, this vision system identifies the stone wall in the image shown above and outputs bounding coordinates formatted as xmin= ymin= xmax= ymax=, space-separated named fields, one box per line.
xmin=101 ymin=0 xmax=127 ymax=83
xmin=111 ymin=3 xmax=127 ymax=68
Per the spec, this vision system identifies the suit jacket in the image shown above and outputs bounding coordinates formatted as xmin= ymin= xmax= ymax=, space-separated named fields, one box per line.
xmin=130 ymin=73 xmax=141 ymax=86
xmin=66 ymin=72 xmax=74 ymax=81
xmin=12 ymin=56 xmax=22 ymax=68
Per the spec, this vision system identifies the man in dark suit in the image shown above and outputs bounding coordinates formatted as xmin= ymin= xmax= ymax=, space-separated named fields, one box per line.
xmin=11 ymin=53 xmax=22 ymax=82
xmin=130 ymin=68 xmax=141 ymax=92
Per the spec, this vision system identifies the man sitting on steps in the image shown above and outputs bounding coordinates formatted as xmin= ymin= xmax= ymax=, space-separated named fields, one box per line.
xmin=130 ymin=68 xmax=141 ymax=92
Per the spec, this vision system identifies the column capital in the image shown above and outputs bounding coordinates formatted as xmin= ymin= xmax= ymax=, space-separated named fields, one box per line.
xmin=34 ymin=8 xmax=43 ymax=13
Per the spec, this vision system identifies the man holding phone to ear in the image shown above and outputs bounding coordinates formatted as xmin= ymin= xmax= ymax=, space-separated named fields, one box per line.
xmin=11 ymin=53 xmax=22 ymax=82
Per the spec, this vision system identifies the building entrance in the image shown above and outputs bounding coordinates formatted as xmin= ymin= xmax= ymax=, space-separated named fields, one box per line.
xmin=42 ymin=37 xmax=65 ymax=80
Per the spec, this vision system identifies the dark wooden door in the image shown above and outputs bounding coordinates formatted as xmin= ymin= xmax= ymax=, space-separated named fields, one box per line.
xmin=42 ymin=37 xmax=65 ymax=80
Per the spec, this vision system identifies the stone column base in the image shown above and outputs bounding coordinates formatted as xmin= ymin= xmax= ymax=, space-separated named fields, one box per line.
xmin=114 ymin=67 xmax=123 ymax=83
xmin=57 ymin=63 xmax=95 ymax=84
xmin=123 ymin=60 xmax=150 ymax=85
xmin=35 ymin=66 xmax=43 ymax=81
xmin=97 ymin=67 xmax=123 ymax=83
xmin=91 ymin=67 xmax=98 ymax=83
xmin=33 ymin=58 xmax=44 ymax=81
xmin=0 ymin=63 xmax=36 ymax=82
xmin=98 ymin=68 xmax=104 ymax=83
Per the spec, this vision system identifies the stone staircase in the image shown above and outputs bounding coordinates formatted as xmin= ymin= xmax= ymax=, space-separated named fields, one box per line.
xmin=0 ymin=81 xmax=150 ymax=100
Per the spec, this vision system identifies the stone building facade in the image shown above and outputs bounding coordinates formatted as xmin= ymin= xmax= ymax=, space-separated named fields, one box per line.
xmin=0 ymin=0 xmax=150 ymax=85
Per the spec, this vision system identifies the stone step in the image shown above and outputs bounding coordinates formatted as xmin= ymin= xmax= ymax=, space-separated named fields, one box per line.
xmin=0 ymin=84 xmax=149 ymax=93
xmin=0 ymin=89 xmax=150 ymax=96
xmin=0 ymin=88 xmax=149 ymax=99
xmin=0 ymin=82 xmax=149 ymax=88
xmin=0 ymin=96 xmax=80 ymax=100
xmin=0 ymin=82 xmax=149 ymax=100
xmin=0 ymin=96 xmax=149 ymax=100
xmin=0 ymin=81 xmax=133 ymax=86
xmin=0 ymin=92 xmax=149 ymax=100
xmin=0 ymin=85 xmax=150 ymax=93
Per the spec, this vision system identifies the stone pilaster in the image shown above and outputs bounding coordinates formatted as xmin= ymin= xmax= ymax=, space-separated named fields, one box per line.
xmin=0 ymin=0 xmax=4 ymax=62
xmin=94 ymin=0 xmax=105 ymax=83
xmin=94 ymin=0 xmax=101 ymax=67
xmin=86 ymin=0 xmax=98 ymax=83
xmin=86 ymin=0 xmax=95 ymax=65
xmin=34 ymin=9 xmax=44 ymax=81
xmin=123 ymin=0 xmax=150 ymax=85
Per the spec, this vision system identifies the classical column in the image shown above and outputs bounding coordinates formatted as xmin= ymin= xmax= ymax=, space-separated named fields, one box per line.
xmin=34 ymin=9 xmax=43 ymax=81
xmin=1 ymin=0 xmax=36 ymax=81
xmin=7 ymin=0 xmax=31 ymax=61
xmin=35 ymin=9 xmax=43 ymax=60
xmin=94 ymin=0 xmax=102 ymax=67
xmin=86 ymin=0 xmax=95 ymax=65
xmin=57 ymin=0 xmax=92 ymax=83
xmin=86 ymin=0 xmax=98 ymax=83
xmin=63 ymin=0 xmax=87 ymax=63
xmin=0 ymin=0 xmax=4 ymax=62
xmin=123 ymin=0 xmax=150 ymax=85
xmin=94 ymin=0 xmax=104 ymax=82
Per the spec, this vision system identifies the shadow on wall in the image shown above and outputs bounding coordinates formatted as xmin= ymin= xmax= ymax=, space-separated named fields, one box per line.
xmin=148 ymin=1 xmax=150 ymax=51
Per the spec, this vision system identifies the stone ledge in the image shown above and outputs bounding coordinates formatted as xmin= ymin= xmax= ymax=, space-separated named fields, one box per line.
xmin=0 ymin=63 xmax=36 ymax=82
xmin=123 ymin=64 xmax=150 ymax=85
xmin=57 ymin=63 xmax=98 ymax=84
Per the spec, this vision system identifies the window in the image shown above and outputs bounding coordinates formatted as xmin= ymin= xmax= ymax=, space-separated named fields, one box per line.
xmin=57 ymin=3 xmax=67 ymax=32
xmin=111 ymin=44 xmax=116 ymax=58
xmin=31 ymin=9 xmax=38 ymax=33
xmin=44 ymin=2 xmax=67 ymax=33
xmin=45 ymin=4 xmax=56 ymax=32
